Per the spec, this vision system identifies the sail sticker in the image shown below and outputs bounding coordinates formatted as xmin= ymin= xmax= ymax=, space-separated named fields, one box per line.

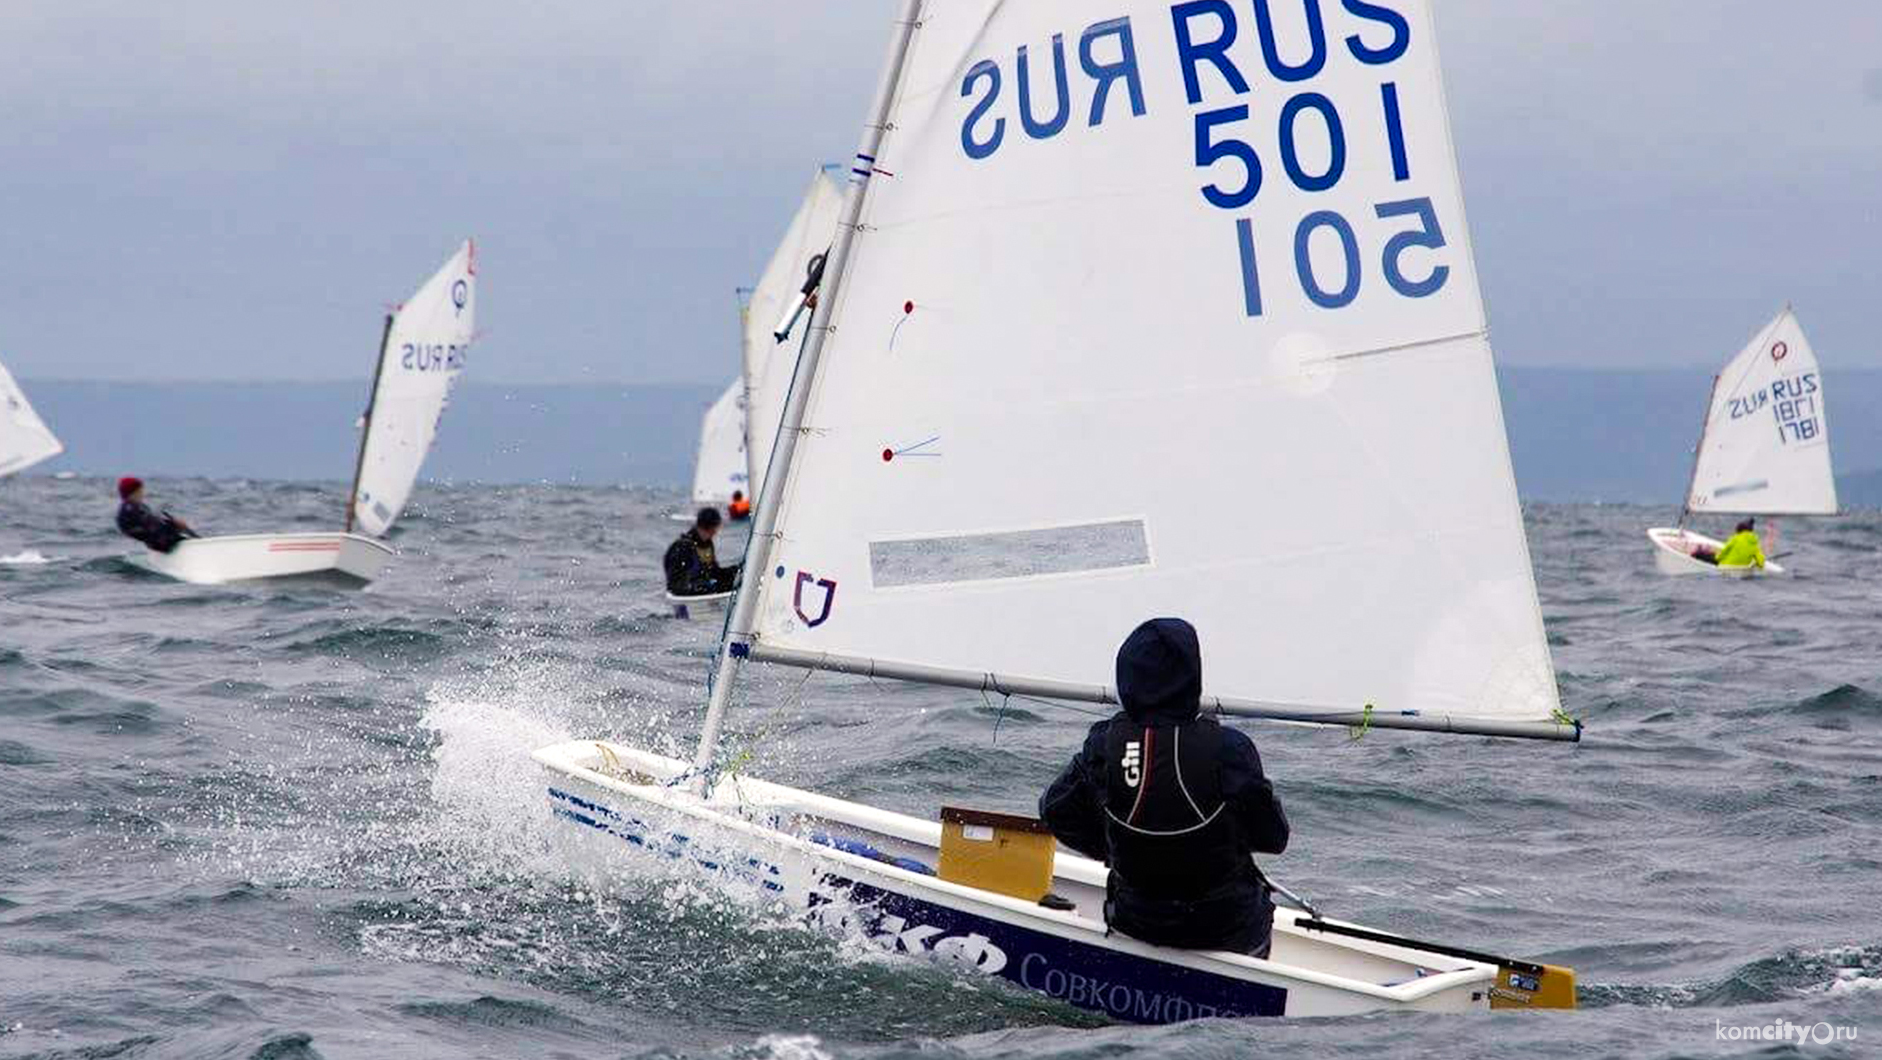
xmin=793 ymin=571 xmax=837 ymax=628
xmin=451 ymin=279 xmax=469 ymax=316
xmin=1771 ymin=341 xmax=1788 ymax=362
xmin=870 ymin=519 xmax=1150 ymax=589
xmin=882 ymin=436 xmax=942 ymax=462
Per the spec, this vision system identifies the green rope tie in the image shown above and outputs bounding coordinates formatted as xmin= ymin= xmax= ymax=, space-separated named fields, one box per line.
xmin=1348 ymin=703 xmax=1375 ymax=742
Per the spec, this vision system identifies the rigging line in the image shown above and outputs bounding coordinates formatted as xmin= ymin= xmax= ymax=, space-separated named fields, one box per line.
xmin=721 ymin=654 xmax=820 ymax=782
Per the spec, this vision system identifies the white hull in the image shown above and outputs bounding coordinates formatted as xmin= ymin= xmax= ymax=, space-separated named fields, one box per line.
xmin=129 ymin=532 xmax=395 ymax=587
xmin=533 ymin=741 xmax=1550 ymax=1023
xmin=1646 ymin=527 xmax=1782 ymax=577
xmin=664 ymin=589 xmax=731 ymax=619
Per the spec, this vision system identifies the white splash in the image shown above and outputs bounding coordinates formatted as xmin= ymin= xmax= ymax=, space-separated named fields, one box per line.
xmin=747 ymin=1035 xmax=834 ymax=1060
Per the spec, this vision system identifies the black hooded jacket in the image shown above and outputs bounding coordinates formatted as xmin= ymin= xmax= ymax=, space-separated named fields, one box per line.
xmin=116 ymin=500 xmax=186 ymax=554
xmin=663 ymin=528 xmax=737 ymax=596
xmin=1039 ymin=618 xmax=1289 ymax=953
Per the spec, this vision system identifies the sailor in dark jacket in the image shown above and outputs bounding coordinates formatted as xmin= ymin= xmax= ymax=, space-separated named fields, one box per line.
xmin=1040 ymin=617 xmax=1290 ymax=955
xmin=663 ymin=507 xmax=739 ymax=596
xmin=114 ymin=476 xmax=193 ymax=554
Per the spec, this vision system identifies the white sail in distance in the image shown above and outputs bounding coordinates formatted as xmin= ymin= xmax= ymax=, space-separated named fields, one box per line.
xmin=744 ymin=167 xmax=846 ymax=500
xmin=737 ymin=1 xmax=1562 ymax=733
xmin=351 ymin=240 xmax=476 ymax=537
xmin=0 ymin=360 xmax=62 ymax=477
xmin=692 ymin=379 xmax=748 ymax=506
xmin=1686 ymin=307 xmax=1835 ymax=515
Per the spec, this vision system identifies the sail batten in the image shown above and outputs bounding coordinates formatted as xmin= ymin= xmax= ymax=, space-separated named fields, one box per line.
xmin=350 ymin=241 xmax=476 ymax=538
xmin=0 ymin=360 xmax=62 ymax=477
xmin=1685 ymin=307 xmax=1834 ymax=515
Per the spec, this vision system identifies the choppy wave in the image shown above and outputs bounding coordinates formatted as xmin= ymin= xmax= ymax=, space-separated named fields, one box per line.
xmin=3 ymin=480 xmax=1881 ymax=1058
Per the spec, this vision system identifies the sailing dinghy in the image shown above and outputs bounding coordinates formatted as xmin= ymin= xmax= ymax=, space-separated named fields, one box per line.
xmin=688 ymin=379 xmax=748 ymax=513
xmin=0 ymin=359 xmax=63 ymax=478
xmin=538 ymin=1 xmax=1579 ymax=1022
xmin=667 ymin=171 xmax=844 ymax=610
xmin=133 ymin=241 xmax=476 ymax=587
xmin=1647 ymin=307 xmax=1833 ymax=576
xmin=742 ymin=166 xmax=845 ymax=502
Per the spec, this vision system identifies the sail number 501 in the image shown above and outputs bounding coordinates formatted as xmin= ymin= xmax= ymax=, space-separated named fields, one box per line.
xmin=1233 ymin=196 xmax=1448 ymax=316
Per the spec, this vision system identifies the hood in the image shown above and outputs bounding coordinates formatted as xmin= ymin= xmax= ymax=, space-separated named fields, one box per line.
xmin=1115 ymin=617 xmax=1202 ymax=725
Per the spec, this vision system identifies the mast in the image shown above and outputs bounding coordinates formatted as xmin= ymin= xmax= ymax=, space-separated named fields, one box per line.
xmin=1677 ymin=372 xmax=1721 ymax=528
xmin=344 ymin=312 xmax=397 ymax=533
xmin=735 ymin=285 xmax=756 ymax=491
xmin=691 ymin=0 xmax=925 ymax=789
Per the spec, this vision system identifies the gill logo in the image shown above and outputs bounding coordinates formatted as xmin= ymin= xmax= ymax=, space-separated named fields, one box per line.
xmin=794 ymin=571 xmax=836 ymax=628
xmin=1121 ymin=740 xmax=1142 ymax=788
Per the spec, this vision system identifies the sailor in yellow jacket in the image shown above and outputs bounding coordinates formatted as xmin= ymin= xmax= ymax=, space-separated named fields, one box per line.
xmin=1712 ymin=519 xmax=1766 ymax=569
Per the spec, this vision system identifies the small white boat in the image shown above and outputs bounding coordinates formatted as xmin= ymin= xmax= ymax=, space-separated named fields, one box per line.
xmin=666 ymin=173 xmax=842 ymax=539
xmin=537 ymin=742 xmax=1568 ymax=1020
xmin=0 ymin=358 xmax=62 ymax=478
xmin=129 ymin=531 xmax=394 ymax=586
xmin=1645 ymin=527 xmax=1783 ymax=577
xmin=542 ymin=0 xmax=1578 ymax=1024
xmin=1647 ymin=307 xmax=1834 ymax=575
xmin=134 ymin=241 xmax=476 ymax=588
xmin=689 ymin=379 xmax=748 ymax=511
xmin=664 ymin=588 xmax=732 ymax=619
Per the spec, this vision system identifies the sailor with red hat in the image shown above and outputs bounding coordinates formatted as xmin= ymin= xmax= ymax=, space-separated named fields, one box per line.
xmin=114 ymin=477 xmax=194 ymax=553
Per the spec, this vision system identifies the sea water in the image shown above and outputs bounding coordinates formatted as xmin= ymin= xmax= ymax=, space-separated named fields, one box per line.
xmin=2 ymin=476 xmax=1878 ymax=1059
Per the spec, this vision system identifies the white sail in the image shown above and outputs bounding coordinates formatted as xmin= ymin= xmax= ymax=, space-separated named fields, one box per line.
xmin=350 ymin=240 xmax=476 ymax=537
xmin=1686 ymin=308 xmax=1835 ymax=515
xmin=736 ymin=1 xmax=1560 ymax=732
xmin=0 ymin=360 xmax=62 ymax=477
xmin=692 ymin=378 xmax=748 ymax=506
xmin=743 ymin=167 xmax=846 ymax=499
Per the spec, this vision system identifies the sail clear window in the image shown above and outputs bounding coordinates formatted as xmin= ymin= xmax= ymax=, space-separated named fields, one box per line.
xmin=869 ymin=519 xmax=1151 ymax=588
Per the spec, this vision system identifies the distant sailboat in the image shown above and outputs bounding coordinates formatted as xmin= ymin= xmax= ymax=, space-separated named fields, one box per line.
xmin=690 ymin=379 xmax=748 ymax=510
xmin=743 ymin=166 xmax=845 ymax=501
xmin=537 ymin=1 xmax=1578 ymax=1023
xmin=1647 ymin=307 xmax=1833 ymax=575
xmin=0 ymin=359 xmax=62 ymax=477
xmin=133 ymin=241 xmax=476 ymax=586
xmin=669 ymin=379 xmax=748 ymax=614
xmin=668 ymin=170 xmax=843 ymax=612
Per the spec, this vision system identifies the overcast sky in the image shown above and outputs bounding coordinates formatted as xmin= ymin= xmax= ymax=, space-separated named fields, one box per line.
xmin=2 ymin=1 xmax=1878 ymax=385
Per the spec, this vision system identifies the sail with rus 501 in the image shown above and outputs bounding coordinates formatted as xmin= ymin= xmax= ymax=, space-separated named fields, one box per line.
xmin=537 ymin=0 xmax=1580 ymax=1023
xmin=132 ymin=241 xmax=477 ymax=587
xmin=1648 ymin=307 xmax=1835 ymax=576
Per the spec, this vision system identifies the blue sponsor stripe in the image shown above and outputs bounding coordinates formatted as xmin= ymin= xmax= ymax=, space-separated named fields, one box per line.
xmin=547 ymin=786 xmax=1287 ymax=1023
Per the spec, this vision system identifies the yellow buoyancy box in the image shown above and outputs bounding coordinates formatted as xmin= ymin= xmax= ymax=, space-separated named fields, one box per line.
xmin=1489 ymin=962 xmax=1578 ymax=1010
xmin=937 ymin=807 xmax=1057 ymax=902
